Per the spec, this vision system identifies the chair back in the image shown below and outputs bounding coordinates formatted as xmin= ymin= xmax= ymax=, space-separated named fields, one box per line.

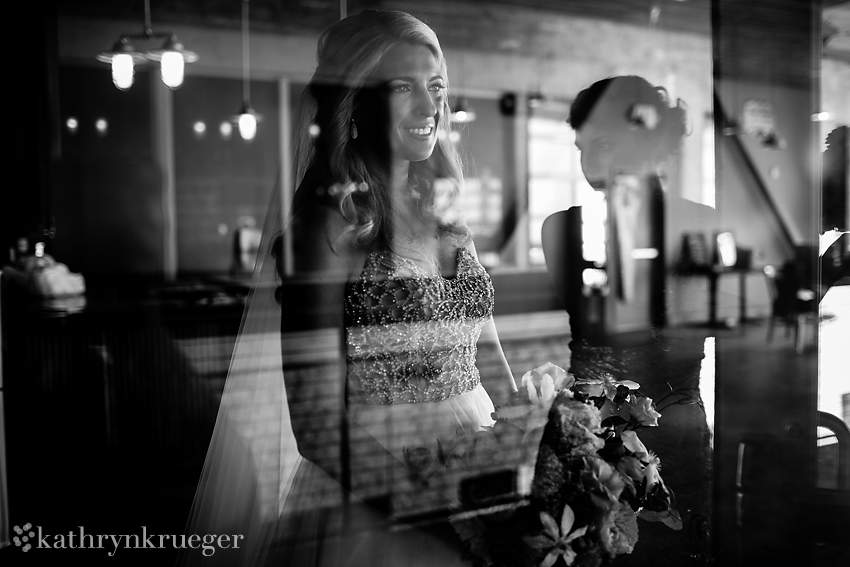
xmin=541 ymin=209 xmax=587 ymax=338
xmin=763 ymin=265 xmax=779 ymax=303
xmin=818 ymin=411 xmax=850 ymax=491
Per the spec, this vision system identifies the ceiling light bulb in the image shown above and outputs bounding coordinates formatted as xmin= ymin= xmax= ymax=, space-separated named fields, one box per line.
xmin=160 ymin=51 xmax=185 ymax=89
xmin=238 ymin=111 xmax=257 ymax=141
xmin=95 ymin=118 xmax=109 ymax=136
xmin=111 ymin=53 xmax=135 ymax=90
xmin=451 ymin=97 xmax=477 ymax=124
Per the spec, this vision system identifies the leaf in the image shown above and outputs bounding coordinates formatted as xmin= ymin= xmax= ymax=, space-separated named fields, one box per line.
xmin=523 ymin=535 xmax=555 ymax=550
xmin=601 ymin=416 xmax=628 ymax=428
xmin=540 ymin=550 xmax=560 ymax=567
xmin=539 ymin=511 xmax=560 ymax=538
xmin=661 ymin=509 xmax=683 ymax=531
xmin=637 ymin=509 xmax=682 ymax=530
xmin=565 ymin=525 xmax=587 ymax=543
xmin=559 ymin=504 xmax=576 ymax=536
xmin=637 ymin=510 xmax=663 ymax=522
xmin=437 ymin=438 xmax=448 ymax=465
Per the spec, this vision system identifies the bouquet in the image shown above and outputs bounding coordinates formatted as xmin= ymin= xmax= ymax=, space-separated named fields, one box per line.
xmin=440 ymin=363 xmax=680 ymax=567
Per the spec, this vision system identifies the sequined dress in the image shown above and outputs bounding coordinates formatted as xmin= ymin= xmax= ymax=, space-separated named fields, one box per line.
xmin=343 ymin=246 xmax=497 ymax=514
xmin=268 ymin=245 xmax=498 ymax=567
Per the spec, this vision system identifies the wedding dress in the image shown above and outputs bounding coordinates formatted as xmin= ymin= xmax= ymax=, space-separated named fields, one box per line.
xmin=182 ymin=198 xmax=499 ymax=566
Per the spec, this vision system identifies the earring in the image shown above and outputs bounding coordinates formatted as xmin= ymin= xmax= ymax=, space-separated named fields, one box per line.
xmin=350 ymin=119 xmax=358 ymax=140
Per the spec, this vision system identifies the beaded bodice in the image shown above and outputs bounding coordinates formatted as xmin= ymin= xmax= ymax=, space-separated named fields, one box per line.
xmin=344 ymin=247 xmax=494 ymax=404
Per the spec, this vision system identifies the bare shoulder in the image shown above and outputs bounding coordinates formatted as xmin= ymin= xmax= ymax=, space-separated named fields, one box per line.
xmin=441 ymin=224 xmax=475 ymax=254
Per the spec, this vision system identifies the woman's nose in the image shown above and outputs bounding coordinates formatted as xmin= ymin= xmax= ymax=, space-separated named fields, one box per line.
xmin=414 ymin=87 xmax=437 ymax=116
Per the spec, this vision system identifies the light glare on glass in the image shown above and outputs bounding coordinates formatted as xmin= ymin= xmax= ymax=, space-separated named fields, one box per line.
xmin=220 ymin=121 xmax=233 ymax=139
xmin=193 ymin=121 xmax=206 ymax=139
xmin=66 ymin=117 xmax=79 ymax=134
xmin=95 ymin=118 xmax=108 ymax=136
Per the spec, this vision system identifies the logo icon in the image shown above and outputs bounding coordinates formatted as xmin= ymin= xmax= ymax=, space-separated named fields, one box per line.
xmin=13 ymin=523 xmax=35 ymax=552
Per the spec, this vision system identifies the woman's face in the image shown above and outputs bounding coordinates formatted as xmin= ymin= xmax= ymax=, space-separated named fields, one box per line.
xmin=575 ymin=122 xmax=657 ymax=190
xmin=374 ymin=43 xmax=445 ymax=166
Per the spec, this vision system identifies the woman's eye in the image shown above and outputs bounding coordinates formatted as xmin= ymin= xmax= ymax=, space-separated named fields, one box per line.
xmin=429 ymin=83 xmax=446 ymax=92
xmin=390 ymin=84 xmax=411 ymax=93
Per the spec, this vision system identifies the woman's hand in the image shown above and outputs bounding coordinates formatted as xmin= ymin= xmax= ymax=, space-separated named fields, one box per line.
xmin=499 ymin=390 xmax=527 ymax=408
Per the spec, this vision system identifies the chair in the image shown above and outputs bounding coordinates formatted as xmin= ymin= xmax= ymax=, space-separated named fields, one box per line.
xmin=811 ymin=411 xmax=850 ymax=563
xmin=818 ymin=411 xmax=850 ymax=491
xmin=763 ymin=264 xmax=817 ymax=353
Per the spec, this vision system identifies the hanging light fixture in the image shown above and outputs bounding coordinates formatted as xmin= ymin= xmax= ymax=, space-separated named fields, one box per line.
xmin=449 ymin=17 xmax=475 ymax=126
xmin=451 ymin=96 xmax=477 ymax=124
xmin=96 ymin=0 xmax=198 ymax=90
xmin=233 ymin=0 xmax=262 ymax=141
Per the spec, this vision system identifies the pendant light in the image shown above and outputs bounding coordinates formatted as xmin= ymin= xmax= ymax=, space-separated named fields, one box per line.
xmin=448 ymin=1 xmax=475 ymax=126
xmin=451 ymin=96 xmax=477 ymax=124
xmin=96 ymin=0 xmax=198 ymax=90
xmin=234 ymin=0 xmax=261 ymax=141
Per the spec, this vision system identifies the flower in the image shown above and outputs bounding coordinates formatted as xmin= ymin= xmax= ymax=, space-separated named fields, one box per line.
xmin=614 ymin=431 xmax=667 ymax=503
xmin=619 ymin=430 xmax=649 ymax=459
xmin=557 ymin=398 xmax=605 ymax=456
xmin=523 ymin=505 xmax=588 ymax=567
xmin=615 ymin=455 xmax=644 ymax=489
xmin=628 ymin=396 xmax=661 ymax=426
xmin=585 ymin=457 xmax=626 ymax=501
xmin=616 ymin=431 xmax=665 ymax=490
xmin=600 ymin=501 xmax=639 ymax=555
xmin=600 ymin=373 xmax=640 ymax=401
xmin=522 ymin=363 xmax=573 ymax=406
xmin=448 ymin=429 xmax=498 ymax=470
xmin=403 ymin=446 xmax=439 ymax=484
xmin=573 ymin=378 xmax=605 ymax=397
xmin=450 ymin=362 xmax=682 ymax=567
xmin=598 ymin=397 xmax=630 ymax=424
xmin=642 ymin=455 xmax=663 ymax=492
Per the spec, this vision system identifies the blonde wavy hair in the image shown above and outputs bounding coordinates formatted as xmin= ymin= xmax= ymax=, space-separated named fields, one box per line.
xmin=292 ymin=10 xmax=468 ymax=251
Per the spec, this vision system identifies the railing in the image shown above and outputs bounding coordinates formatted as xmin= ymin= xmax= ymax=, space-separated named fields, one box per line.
xmin=713 ymin=91 xmax=796 ymax=255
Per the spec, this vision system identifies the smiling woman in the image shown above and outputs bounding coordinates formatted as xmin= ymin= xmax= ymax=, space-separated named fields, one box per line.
xmin=376 ymin=43 xmax=444 ymax=165
xmin=181 ymin=10 xmax=519 ymax=567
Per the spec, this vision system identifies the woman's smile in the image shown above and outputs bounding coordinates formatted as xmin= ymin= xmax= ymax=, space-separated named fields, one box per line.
xmin=374 ymin=42 xmax=445 ymax=165
xmin=404 ymin=126 xmax=434 ymax=138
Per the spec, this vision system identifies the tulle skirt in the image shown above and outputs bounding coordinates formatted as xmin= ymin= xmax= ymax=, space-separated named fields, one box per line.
xmin=265 ymin=384 xmax=496 ymax=566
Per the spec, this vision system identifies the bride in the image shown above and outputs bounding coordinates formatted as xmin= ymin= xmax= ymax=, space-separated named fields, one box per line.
xmin=183 ymin=10 xmax=518 ymax=566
